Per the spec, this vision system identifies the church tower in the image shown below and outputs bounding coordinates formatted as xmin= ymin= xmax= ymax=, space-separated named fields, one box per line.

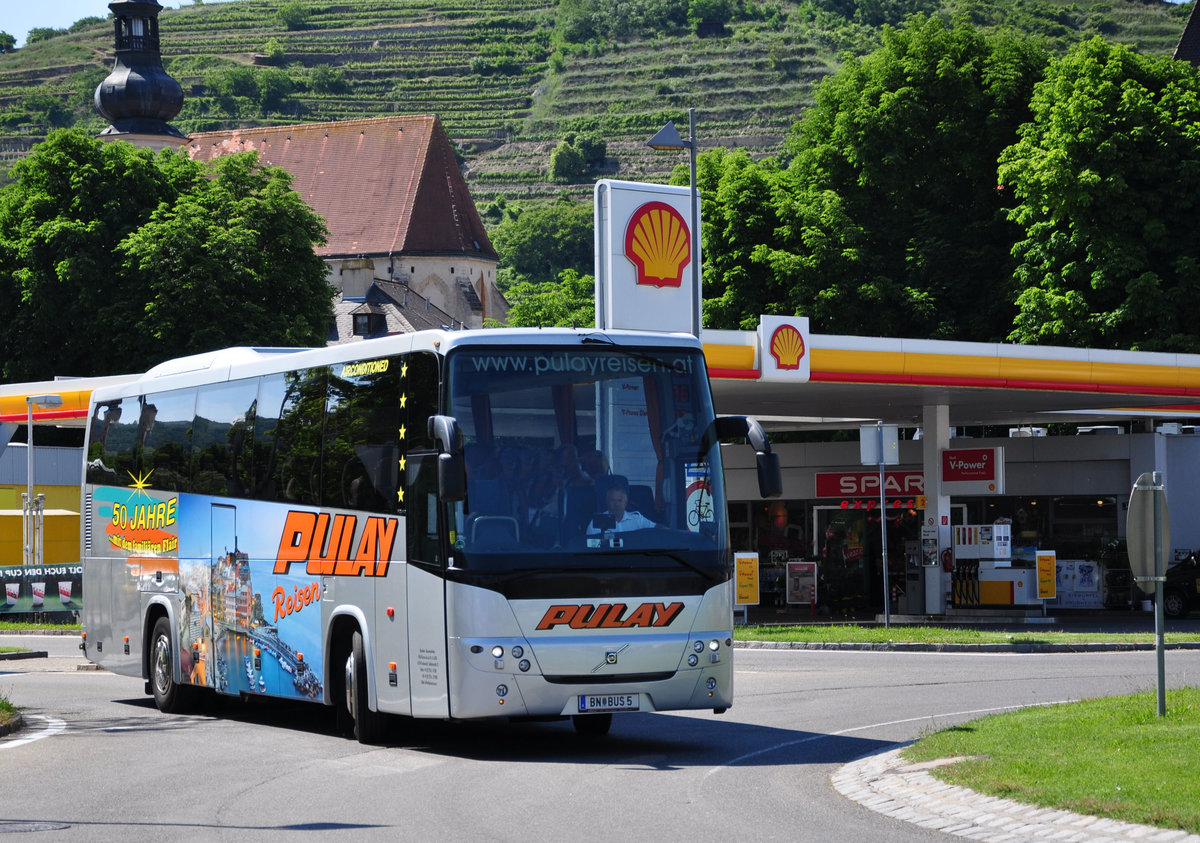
xmin=94 ymin=0 xmax=187 ymax=149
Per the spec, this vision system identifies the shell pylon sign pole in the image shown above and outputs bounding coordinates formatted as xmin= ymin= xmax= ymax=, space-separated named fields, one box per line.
xmin=594 ymin=179 xmax=700 ymax=335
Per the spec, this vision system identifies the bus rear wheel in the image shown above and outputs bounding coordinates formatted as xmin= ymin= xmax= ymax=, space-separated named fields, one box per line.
xmin=572 ymin=713 xmax=612 ymax=737
xmin=345 ymin=630 xmax=387 ymax=744
xmin=150 ymin=616 xmax=195 ymax=713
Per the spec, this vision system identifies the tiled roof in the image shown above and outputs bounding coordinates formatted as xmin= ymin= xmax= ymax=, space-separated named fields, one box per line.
xmin=328 ymin=278 xmax=462 ymax=345
xmin=186 ymin=116 xmax=496 ymax=261
xmin=1177 ymin=1 xmax=1200 ymax=65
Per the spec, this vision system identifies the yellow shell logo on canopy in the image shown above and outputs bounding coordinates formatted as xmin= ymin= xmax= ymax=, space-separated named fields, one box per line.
xmin=769 ymin=323 xmax=805 ymax=369
xmin=758 ymin=315 xmax=811 ymax=382
xmin=624 ymin=201 xmax=690 ymax=288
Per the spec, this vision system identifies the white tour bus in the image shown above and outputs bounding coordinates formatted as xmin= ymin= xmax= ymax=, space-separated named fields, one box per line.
xmin=80 ymin=328 xmax=780 ymax=741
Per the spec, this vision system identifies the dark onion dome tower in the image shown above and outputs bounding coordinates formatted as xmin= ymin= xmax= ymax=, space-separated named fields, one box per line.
xmin=94 ymin=0 xmax=186 ymax=149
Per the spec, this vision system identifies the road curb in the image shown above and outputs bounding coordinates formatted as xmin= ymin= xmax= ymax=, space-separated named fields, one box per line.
xmin=833 ymin=746 xmax=1200 ymax=842
xmin=0 ymin=651 xmax=49 ymax=661
xmin=0 ymin=713 xmax=23 ymax=739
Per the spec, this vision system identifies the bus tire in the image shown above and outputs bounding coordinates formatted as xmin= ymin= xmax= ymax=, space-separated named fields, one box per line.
xmin=572 ymin=713 xmax=612 ymax=737
xmin=346 ymin=630 xmax=387 ymax=744
xmin=150 ymin=616 xmax=194 ymax=714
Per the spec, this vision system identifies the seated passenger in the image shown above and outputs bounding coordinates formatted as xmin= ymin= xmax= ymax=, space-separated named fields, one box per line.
xmin=586 ymin=482 xmax=657 ymax=534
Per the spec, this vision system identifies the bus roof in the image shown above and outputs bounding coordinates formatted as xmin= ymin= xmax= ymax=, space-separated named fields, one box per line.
xmin=87 ymin=329 xmax=705 ymax=402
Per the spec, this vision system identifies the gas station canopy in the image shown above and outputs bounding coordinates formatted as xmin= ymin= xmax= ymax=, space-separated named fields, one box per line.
xmin=703 ymin=329 xmax=1200 ymax=430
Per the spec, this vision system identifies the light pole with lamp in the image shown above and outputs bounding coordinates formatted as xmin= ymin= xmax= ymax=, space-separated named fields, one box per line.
xmin=647 ymin=107 xmax=701 ymax=338
xmin=24 ymin=394 xmax=63 ymax=566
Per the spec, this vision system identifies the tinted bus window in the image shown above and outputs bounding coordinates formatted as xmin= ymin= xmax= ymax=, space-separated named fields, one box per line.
xmin=87 ymin=397 xmax=143 ymax=487
xmin=255 ymin=368 xmax=328 ymax=505
xmin=141 ymin=389 xmax=196 ymax=492
xmin=192 ymin=378 xmax=260 ymax=498
xmin=323 ymin=357 xmax=403 ymax=513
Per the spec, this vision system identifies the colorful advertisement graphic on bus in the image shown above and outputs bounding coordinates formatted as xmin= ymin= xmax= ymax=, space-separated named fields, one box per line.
xmin=92 ymin=485 xmax=401 ymax=702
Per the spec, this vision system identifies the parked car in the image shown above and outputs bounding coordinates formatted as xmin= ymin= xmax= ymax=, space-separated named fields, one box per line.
xmin=1162 ymin=553 xmax=1200 ymax=619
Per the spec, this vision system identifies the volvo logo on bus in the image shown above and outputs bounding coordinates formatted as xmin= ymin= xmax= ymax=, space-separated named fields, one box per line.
xmin=593 ymin=643 xmax=630 ymax=673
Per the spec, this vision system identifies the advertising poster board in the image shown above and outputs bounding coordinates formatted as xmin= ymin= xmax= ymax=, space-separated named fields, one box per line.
xmin=1 ymin=563 xmax=82 ymax=619
xmin=1036 ymin=551 xmax=1057 ymax=600
xmin=786 ymin=560 xmax=817 ymax=607
xmin=734 ymin=552 xmax=759 ymax=606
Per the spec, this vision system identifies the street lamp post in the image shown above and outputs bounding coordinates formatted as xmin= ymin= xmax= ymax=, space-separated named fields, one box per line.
xmin=24 ymin=394 xmax=63 ymax=566
xmin=647 ymin=108 xmax=701 ymax=338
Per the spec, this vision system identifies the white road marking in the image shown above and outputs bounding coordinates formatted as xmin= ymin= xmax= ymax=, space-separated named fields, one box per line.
xmin=0 ymin=714 xmax=67 ymax=750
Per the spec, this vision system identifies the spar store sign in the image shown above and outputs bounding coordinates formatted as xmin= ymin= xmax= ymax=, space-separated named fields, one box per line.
xmin=941 ymin=447 xmax=1005 ymax=494
xmin=815 ymin=471 xmax=924 ymax=499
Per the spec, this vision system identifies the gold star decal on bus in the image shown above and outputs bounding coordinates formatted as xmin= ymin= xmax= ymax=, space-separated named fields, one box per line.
xmin=400 ymin=393 xmax=407 ymax=409
xmin=397 ymin=487 xmax=405 ymax=503
xmin=399 ymin=455 xmax=407 ymax=472
xmin=401 ymin=362 xmax=408 ymax=378
xmin=398 ymin=424 xmax=406 ymax=440
xmin=127 ymin=469 xmax=155 ymax=500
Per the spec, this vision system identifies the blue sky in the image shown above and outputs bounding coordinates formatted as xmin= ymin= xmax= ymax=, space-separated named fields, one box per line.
xmin=3 ymin=0 xmax=237 ymax=48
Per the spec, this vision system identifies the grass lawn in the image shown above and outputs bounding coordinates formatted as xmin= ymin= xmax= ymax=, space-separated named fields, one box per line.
xmin=733 ymin=624 xmax=1200 ymax=646
xmin=903 ymin=688 xmax=1200 ymax=834
xmin=0 ymin=621 xmax=80 ymax=633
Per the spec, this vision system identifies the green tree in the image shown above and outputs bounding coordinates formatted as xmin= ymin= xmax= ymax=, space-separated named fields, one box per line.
xmin=548 ymin=140 xmax=586 ymax=182
xmin=277 ymin=1 xmax=311 ymax=31
xmin=0 ymin=32 xmax=16 ymax=53
xmin=752 ymin=16 xmax=1046 ymax=339
xmin=257 ymin=68 xmax=294 ymax=112
xmin=119 ymin=153 xmax=331 ymax=359
xmin=25 ymin=28 xmax=66 ymax=44
xmin=501 ymin=268 xmax=595 ymax=328
xmin=490 ymin=198 xmax=593 ymax=290
xmin=688 ymin=0 xmax=734 ymax=35
xmin=1000 ymin=38 xmax=1200 ymax=352
xmin=687 ymin=148 xmax=791 ymax=330
xmin=0 ymin=130 xmax=331 ymax=381
xmin=310 ymin=64 xmax=348 ymax=94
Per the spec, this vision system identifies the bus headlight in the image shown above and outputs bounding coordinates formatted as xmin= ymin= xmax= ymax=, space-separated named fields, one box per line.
xmin=491 ymin=645 xmax=504 ymax=658
xmin=693 ymin=641 xmax=704 ymax=653
xmin=687 ymin=654 xmax=699 ymax=667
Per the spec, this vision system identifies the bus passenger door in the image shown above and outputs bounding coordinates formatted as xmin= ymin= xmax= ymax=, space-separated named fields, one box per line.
xmin=406 ymin=452 xmax=449 ymax=717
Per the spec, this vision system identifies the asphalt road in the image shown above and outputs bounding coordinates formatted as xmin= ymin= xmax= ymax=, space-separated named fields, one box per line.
xmin=3 ymin=635 xmax=1199 ymax=842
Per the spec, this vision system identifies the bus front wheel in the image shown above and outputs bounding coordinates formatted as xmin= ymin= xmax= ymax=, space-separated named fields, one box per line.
xmin=345 ymin=630 xmax=387 ymax=744
xmin=150 ymin=616 xmax=194 ymax=713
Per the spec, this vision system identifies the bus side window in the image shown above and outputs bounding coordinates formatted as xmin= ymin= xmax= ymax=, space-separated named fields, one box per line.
xmin=87 ymin=398 xmax=140 ymax=486
xmin=404 ymin=352 xmax=443 ymax=568
xmin=254 ymin=369 xmax=328 ymax=505
xmin=140 ymin=388 xmax=196 ymax=493
xmin=192 ymin=378 xmax=259 ymax=498
xmin=406 ymin=453 xmax=442 ymax=570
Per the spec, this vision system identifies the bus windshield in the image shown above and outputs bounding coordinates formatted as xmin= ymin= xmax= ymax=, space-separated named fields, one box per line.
xmin=446 ymin=343 xmax=728 ymax=586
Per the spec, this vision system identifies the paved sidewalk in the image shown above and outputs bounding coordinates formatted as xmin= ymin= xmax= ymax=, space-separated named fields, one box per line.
xmin=833 ymin=747 xmax=1200 ymax=842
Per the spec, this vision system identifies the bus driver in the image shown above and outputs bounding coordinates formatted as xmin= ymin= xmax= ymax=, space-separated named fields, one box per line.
xmin=587 ymin=481 xmax=657 ymax=534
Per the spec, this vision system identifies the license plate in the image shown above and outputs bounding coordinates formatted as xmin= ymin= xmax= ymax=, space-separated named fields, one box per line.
xmin=578 ymin=693 xmax=639 ymax=713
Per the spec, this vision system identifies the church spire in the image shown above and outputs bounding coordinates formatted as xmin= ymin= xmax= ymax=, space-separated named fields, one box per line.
xmin=94 ymin=0 xmax=186 ymax=149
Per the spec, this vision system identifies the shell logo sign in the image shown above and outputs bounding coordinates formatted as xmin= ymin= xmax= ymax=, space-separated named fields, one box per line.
xmin=624 ymin=201 xmax=691 ymax=288
xmin=594 ymin=180 xmax=698 ymax=335
xmin=768 ymin=323 xmax=805 ymax=370
xmin=758 ymin=315 xmax=811 ymax=382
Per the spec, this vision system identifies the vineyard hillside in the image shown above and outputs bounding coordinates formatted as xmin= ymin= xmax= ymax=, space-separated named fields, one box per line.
xmin=0 ymin=0 xmax=1192 ymax=202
